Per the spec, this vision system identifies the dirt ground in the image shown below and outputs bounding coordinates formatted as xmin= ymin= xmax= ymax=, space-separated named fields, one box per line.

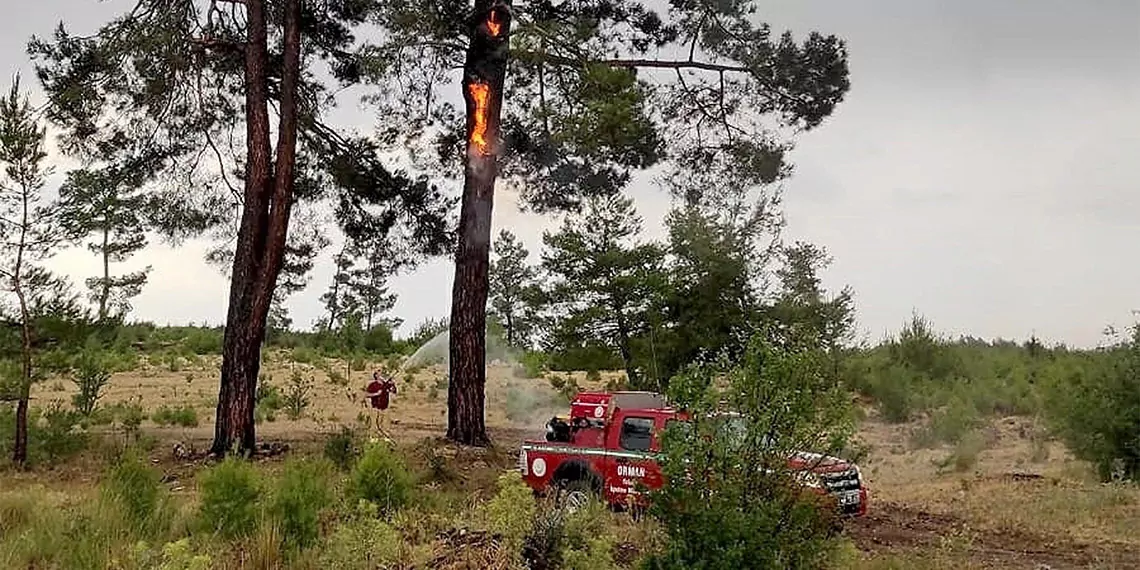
xmin=24 ymin=353 xmax=1140 ymax=569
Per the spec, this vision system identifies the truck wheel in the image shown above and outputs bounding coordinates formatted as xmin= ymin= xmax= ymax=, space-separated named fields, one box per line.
xmin=557 ymin=479 xmax=595 ymax=514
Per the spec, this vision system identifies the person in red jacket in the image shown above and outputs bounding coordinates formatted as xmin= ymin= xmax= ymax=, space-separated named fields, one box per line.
xmin=363 ymin=370 xmax=397 ymax=436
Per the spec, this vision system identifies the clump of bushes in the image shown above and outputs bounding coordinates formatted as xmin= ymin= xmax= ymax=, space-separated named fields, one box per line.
xmin=270 ymin=458 xmax=333 ymax=550
xmin=323 ymin=425 xmax=362 ymax=471
xmin=102 ymin=450 xmax=169 ymax=535
xmin=1045 ymin=324 xmax=1140 ymax=481
xmin=283 ymin=371 xmax=313 ymax=420
xmin=347 ymin=442 xmax=414 ymax=515
xmin=197 ymin=457 xmax=262 ymax=539
xmin=71 ymin=353 xmax=111 ymax=416
xmin=152 ymin=405 xmax=199 ymax=427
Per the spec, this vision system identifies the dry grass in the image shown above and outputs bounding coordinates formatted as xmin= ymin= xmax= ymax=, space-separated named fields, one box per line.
xmin=11 ymin=357 xmax=1140 ymax=568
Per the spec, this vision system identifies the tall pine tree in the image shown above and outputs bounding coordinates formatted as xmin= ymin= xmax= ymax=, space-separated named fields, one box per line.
xmin=57 ymin=165 xmax=153 ymax=321
xmin=31 ymin=0 xmax=453 ymax=455
xmin=365 ymin=1 xmax=849 ymax=444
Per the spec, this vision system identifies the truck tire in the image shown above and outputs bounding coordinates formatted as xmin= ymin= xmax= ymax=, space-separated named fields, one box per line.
xmin=556 ymin=478 xmax=597 ymax=514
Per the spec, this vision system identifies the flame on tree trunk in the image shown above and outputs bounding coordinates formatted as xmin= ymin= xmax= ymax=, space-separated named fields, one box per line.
xmin=447 ymin=0 xmax=511 ymax=446
xmin=211 ymin=0 xmax=303 ymax=456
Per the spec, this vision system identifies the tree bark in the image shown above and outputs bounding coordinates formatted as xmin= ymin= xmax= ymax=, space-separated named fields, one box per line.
xmin=447 ymin=0 xmax=511 ymax=446
xmin=614 ymin=309 xmax=640 ymax=388
xmin=211 ymin=0 xmax=302 ymax=456
xmin=12 ymin=180 xmax=32 ymax=464
xmin=98 ymin=224 xmax=110 ymax=320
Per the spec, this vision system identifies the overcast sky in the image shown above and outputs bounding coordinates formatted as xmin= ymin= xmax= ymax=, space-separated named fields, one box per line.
xmin=3 ymin=1 xmax=1139 ymax=348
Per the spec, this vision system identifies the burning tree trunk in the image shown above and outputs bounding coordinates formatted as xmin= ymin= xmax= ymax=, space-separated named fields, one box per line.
xmin=447 ymin=1 xmax=511 ymax=446
xmin=211 ymin=0 xmax=303 ymax=456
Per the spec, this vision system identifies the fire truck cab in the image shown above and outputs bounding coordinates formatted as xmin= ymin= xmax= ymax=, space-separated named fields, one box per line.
xmin=518 ymin=390 xmax=868 ymax=516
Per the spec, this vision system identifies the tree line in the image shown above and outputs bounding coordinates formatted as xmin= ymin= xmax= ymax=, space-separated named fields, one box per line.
xmin=2 ymin=0 xmax=853 ymax=460
xmin=486 ymin=194 xmax=856 ymax=390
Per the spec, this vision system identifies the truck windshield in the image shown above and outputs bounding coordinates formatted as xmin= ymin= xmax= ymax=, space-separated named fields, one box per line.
xmin=666 ymin=415 xmax=773 ymax=449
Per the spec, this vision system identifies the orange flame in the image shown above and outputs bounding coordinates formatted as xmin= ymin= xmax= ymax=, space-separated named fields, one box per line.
xmin=486 ymin=10 xmax=503 ymax=38
xmin=468 ymin=81 xmax=492 ymax=156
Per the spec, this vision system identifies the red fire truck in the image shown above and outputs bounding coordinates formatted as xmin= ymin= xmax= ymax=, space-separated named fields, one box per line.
xmin=517 ymin=391 xmax=868 ymax=516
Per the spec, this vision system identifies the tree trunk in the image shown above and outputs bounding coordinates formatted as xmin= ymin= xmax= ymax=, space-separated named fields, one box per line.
xmin=98 ymin=224 xmax=110 ymax=320
xmin=447 ymin=0 xmax=511 ymax=446
xmin=615 ymin=311 xmax=640 ymax=388
xmin=12 ymin=292 xmax=31 ymax=465
xmin=12 ymin=180 xmax=32 ymax=464
xmin=211 ymin=0 xmax=302 ymax=456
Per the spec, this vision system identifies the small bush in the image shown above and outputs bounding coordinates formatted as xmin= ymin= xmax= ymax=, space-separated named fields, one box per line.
xmin=116 ymin=399 xmax=147 ymax=440
xmin=36 ymin=402 xmax=89 ymax=464
xmin=348 ymin=442 xmax=414 ymax=515
xmin=324 ymin=425 xmax=362 ymax=471
xmin=103 ymin=450 xmax=167 ymax=534
xmin=520 ymin=350 xmax=549 ymax=378
xmin=198 ymin=456 xmax=262 ymax=539
xmin=326 ymin=368 xmax=348 ymax=386
xmin=284 ymin=371 xmax=313 ymax=420
xmin=71 ymin=353 xmax=111 ymax=416
xmin=130 ymin=538 xmax=213 ymax=570
xmin=911 ymin=397 xmax=980 ymax=449
xmin=484 ymin=472 xmax=538 ymax=554
xmin=291 ymin=346 xmax=319 ymax=364
xmin=351 ymin=355 xmax=371 ymax=372
xmin=270 ymin=458 xmax=334 ymax=550
xmin=152 ymin=405 xmax=199 ymax=427
xmin=937 ymin=430 xmax=987 ymax=473
xmin=319 ymin=501 xmax=402 ymax=568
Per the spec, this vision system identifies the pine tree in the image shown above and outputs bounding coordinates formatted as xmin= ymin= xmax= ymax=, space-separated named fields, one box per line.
xmin=365 ymin=0 xmax=849 ymax=444
xmin=31 ymin=0 xmax=454 ymax=455
xmin=541 ymin=195 xmax=664 ymax=387
xmin=0 ymin=79 xmax=77 ymax=464
xmin=489 ymin=230 xmax=539 ymax=348
xmin=57 ymin=166 xmax=153 ymax=321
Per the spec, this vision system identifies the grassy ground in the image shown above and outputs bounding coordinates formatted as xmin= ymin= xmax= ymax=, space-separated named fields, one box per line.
xmin=6 ymin=355 xmax=1140 ymax=569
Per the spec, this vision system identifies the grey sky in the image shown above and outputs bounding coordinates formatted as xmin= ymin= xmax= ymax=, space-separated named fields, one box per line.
xmin=4 ymin=1 xmax=1139 ymax=348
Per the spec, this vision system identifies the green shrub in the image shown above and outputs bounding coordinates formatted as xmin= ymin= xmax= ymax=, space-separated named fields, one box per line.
xmin=103 ymin=450 xmax=167 ymax=534
xmin=291 ymin=346 xmax=319 ymax=364
xmin=483 ymin=472 xmax=538 ymax=555
xmin=348 ymin=442 xmax=414 ymax=515
xmin=35 ymin=402 xmax=89 ymax=464
xmin=326 ymin=367 xmax=348 ymax=387
xmin=129 ymin=538 xmax=213 ymax=570
xmin=270 ymin=458 xmax=334 ymax=550
xmin=71 ymin=353 xmax=111 ymax=416
xmin=117 ymin=400 xmax=146 ymax=440
xmin=324 ymin=425 xmax=362 ymax=471
xmin=318 ymin=501 xmax=402 ymax=568
xmin=284 ymin=371 xmax=313 ymax=420
xmin=198 ymin=457 xmax=262 ymax=539
xmin=1044 ymin=325 xmax=1140 ymax=481
xmin=937 ymin=430 xmax=987 ymax=473
xmin=152 ymin=405 xmax=199 ymax=427
xmin=643 ymin=335 xmax=849 ymax=570
xmin=520 ymin=350 xmax=549 ymax=378
xmin=911 ymin=397 xmax=981 ymax=449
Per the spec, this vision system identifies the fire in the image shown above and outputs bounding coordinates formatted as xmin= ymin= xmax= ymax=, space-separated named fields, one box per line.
xmin=486 ymin=10 xmax=503 ymax=37
xmin=468 ymin=81 xmax=492 ymax=156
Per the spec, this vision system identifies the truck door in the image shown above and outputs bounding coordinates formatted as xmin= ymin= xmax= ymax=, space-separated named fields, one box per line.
xmin=604 ymin=414 xmax=661 ymax=505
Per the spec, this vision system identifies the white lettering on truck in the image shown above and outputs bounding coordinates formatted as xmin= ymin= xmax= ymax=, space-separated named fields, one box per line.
xmin=617 ymin=464 xmax=646 ymax=478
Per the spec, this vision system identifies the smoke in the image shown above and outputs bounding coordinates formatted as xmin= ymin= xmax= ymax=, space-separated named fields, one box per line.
xmin=401 ymin=326 xmax=565 ymax=433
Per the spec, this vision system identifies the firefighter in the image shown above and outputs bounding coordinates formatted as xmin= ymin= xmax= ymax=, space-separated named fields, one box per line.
xmin=363 ymin=370 xmax=397 ymax=438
